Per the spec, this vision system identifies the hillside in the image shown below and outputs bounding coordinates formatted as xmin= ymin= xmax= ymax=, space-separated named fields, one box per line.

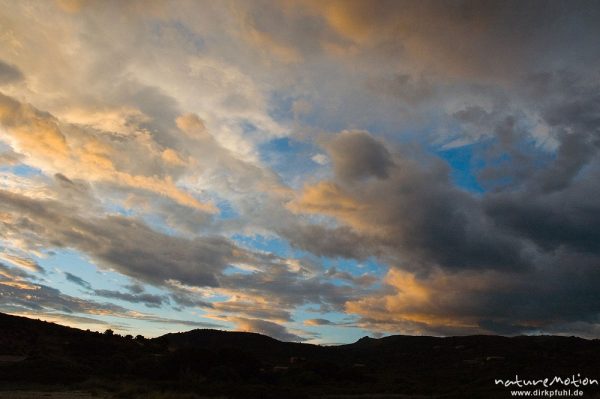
xmin=1 ymin=312 xmax=599 ymax=398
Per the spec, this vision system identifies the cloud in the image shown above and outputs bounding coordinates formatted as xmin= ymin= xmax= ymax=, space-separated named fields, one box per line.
xmin=241 ymin=15 xmax=303 ymax=64
xmin=304 ymin=318 xmax=333 ymax=326
xmin=311 ymin=153 xmax=328 ymax=165
xmin=168 ymin=291 xmax=213 ymax=309
xmin=0 ymin=275 xmax=128 ymax=316
xmin=218 ymin=267 xmax=359 ymax=311
xmin=0 ymin=262 xmax=37 ymax=284
xmin=0 ymin=187 xmax=368 ymax=326
xmin=93 ymin=289 xmax=167 ymax=308
xmin=366 ymin=74 xmax=435 ymax=107
xmin=0 ymin=93 xmax=70 ymax=158
xmin=0 ymin=148 xmax=22 ymax=165
xmin=0 ymin=60 xmax=24 ymax=84
xmin=325 ymin=267 xmax=377 ymax=287
xmin=292 ymin=130 xmax=530 ymax=273
xmin=212 ymin=300 xmax=292 ymax=322
xmin=290 ymin=126 xmax=600 ymax=336
xmin=0 ymin=93 xmax=216 ymax=213
xmin=292 ymin=0 xmax=600 ymax=79
xmin=0 ymin=189 xmax=231 ymax=287
xmin=232 ymin=317 xmax=307 ymax=342
xmin=278 ymin=223 xmax=375 ymax=260
xmin=347 ymin=249 xmax=600 ymax=336
xmin=0 ymin=261 xmax=220 ymax=332
xmin=326 ymin=130 xmax=394 ymax=181
xmin=64 ymin=272 xmax=92 ymax=290
xmin=55 ymin=0 xmax=87 ymax=13
xmin=0 ymin=252 xmax=44 ymax=273
xmin=289 ymin=181 xmax=365 ymax=219
xmin=484 ymin=186 xmax=600 ymax=255
xmin=2 ymin=0 xmax=600 ymax=340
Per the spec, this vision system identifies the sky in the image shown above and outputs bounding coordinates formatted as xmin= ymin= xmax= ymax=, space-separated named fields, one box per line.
xmin=1 ymin=0 xmax=600 ymax=344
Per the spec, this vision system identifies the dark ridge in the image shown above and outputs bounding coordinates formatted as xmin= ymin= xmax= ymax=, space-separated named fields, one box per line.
xmin=1 ymin=312 xmax=599 ymax=399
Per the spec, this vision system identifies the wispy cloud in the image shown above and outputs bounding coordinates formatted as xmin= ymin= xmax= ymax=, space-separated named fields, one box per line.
xmin=64 ymin=272 xmax=92 ymax=290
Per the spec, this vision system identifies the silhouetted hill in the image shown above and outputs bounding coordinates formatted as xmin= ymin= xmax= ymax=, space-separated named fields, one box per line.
xmin=1 ymin=312 xmax=599 ymax=398
xmin=159 ymin=328 xmax=324 ymax=363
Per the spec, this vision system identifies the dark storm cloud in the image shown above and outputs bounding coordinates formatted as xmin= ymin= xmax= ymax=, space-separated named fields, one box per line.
xmin=278 ymin=223 xmax=375 ymax=260
xmin=0 ymin=60 xmax=23 ymax=84
xmin=65 ymin=272 xmax=92 ymax=290
xmin=294 ymin=132 xmax=530 ymax=273
xmin=477 ymin=71 xmax=600 ymax=254
xmin=536 ymin=131 xmax=595 ymax=193
xmin=529 ymin=70 xmax=600 ymax=133
xmin=448 ymin=70 xmax=600 ymax=195
xmin=327 ymin=130 xmax=393 ymax=181
xmin=239 ymin=0 xmax=600 ymax=81
xmin=302 ymin=70 xmax=600 ymax=279
xmin=525 ymin=72 xmax=600 ymax=194
xmin=353 ymin=167 xmax=528 ymax=273
xmin=461 ymin=251 xmax=600 ymax=334
xmin=484 ymin=185 xmax=600 ymax=255
xmin=346 ymin=248 xmax=600 ymax=337
xmin=295 ymin=123 xmax=600 ymax=335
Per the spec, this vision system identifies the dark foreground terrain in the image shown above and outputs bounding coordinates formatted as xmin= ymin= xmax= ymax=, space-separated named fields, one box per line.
xmin=1 ymin=313 xmax=599 ymax=398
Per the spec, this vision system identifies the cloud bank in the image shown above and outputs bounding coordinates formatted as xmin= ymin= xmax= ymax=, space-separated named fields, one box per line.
xmin=0 ymin=0 xmax=599 ymax=341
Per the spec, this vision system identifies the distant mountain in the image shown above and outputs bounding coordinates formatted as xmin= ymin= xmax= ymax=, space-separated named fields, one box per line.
xmin=1 ymin=312 xmax=599 ymax=398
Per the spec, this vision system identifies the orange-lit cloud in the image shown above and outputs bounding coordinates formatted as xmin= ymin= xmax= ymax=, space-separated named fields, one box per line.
xmin=0 ymin=93 xmax=216 ymax=213
xmin=0 ymin=252 xmax=43 ymax=273
xmin=345 ymin=268 xmax=494 ymax=334
xmin=289 ymin=181 xmax=365 ymax=217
